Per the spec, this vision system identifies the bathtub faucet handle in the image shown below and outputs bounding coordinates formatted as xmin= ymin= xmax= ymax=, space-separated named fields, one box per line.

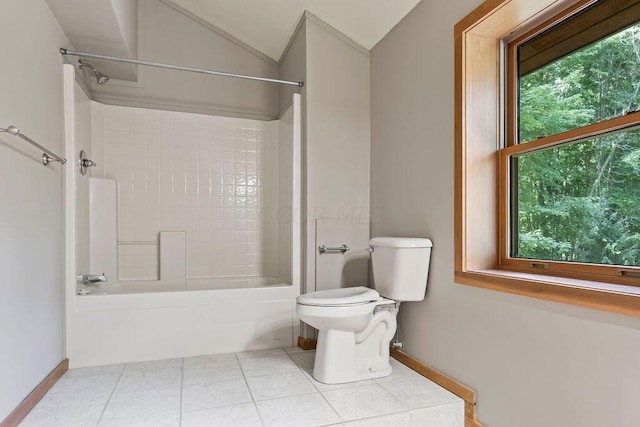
xmin=81 ymin=274 xmax=107 ymax=285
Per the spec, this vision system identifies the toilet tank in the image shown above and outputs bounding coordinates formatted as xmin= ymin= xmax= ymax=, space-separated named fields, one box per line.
xmin=370 ymin=237 xmax=433 ymax=301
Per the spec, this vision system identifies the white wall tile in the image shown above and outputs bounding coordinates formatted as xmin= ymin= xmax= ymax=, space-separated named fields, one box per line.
xmin=91 ymin=103 xmax=292 ymax=282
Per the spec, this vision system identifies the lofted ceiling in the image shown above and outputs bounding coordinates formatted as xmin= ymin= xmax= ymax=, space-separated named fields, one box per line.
xmin=46 ymin=0 xmax=139 ymax=80
xmin=47 ymin=0 xmax=421 ymax=83
xmin=169 ymin=0 xmax=421 ymax=61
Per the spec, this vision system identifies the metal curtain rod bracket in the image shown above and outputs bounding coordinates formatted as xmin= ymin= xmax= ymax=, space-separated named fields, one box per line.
xmin=0 ymin=125 xmax=67 ymax=166
xmin=60 ymin=48 xmax=304 ymax=88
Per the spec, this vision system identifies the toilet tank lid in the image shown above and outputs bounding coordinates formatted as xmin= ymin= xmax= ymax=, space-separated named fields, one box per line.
xmin=297 ymin=287 xmax=380 ymax=306
xmin=369 ymin=237 xmax=433 ymax=248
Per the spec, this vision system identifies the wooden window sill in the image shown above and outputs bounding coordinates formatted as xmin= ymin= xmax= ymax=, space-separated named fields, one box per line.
xmin=455 ymin=269 xmax=640 ymax=317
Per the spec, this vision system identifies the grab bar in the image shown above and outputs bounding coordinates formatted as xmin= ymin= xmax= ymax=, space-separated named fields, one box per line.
xmin=318 ymin=244 xmax=350 ymax=254
xmin=0 ymin=125 xmax=67 ymax=165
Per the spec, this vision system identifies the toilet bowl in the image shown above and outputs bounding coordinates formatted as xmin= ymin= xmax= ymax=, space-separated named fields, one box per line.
xmin=296 ymin=237 xmax=432 ymax=384
xmin=297 ymin=287 xmax=399 ymax=383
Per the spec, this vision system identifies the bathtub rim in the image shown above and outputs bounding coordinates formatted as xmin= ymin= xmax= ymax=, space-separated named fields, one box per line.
xmin=78 ymin=274 xmax=292 ymax=296
xmin=74 ymin=277 xmax=299 ymax=312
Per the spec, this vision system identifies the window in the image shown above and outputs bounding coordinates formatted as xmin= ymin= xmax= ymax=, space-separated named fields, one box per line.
xmin=455 ymin=0 xmax=640 ymax=317
xmin=502 ymin=1 xmax=640 ymax=281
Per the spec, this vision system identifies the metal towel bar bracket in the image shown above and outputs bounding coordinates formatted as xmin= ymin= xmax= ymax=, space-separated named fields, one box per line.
xmin=0 ymin=125 xmax=67 ymax=165
xmin=318 ymin=244 xmax=350 ymax=254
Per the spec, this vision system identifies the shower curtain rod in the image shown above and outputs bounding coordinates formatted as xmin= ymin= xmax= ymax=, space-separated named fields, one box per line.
xmin=59 ymin=48 xmax=304 ymax=87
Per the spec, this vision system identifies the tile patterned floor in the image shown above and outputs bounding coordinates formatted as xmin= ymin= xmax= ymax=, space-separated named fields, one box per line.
xmin=20 ymin=347 xmax=463 ymax=427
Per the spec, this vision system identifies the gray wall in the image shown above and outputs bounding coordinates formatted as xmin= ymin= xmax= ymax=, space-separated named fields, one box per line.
xmin=305 ymin=16 xmax=371 ymax=297
xmin=370 ymin=1 xmax=640 ymax=426
xmin=0 ymin=0 xmax=68 ymax=421
xmin=279 ymin=20 xmax=307 ymax=118
xmin=87 ymin=0 xmax=280 ymax=119
xmin=281 ymin=13 xmax=370 ymax=307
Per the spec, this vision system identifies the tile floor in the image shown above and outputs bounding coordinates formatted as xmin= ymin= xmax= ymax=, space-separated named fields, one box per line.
xmin=20 ymin=347 xmax=463 ymax=427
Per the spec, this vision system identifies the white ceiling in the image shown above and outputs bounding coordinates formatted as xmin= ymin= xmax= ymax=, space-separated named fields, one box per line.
xmin=46 ymin=0 xmax=139 ymax=79
xmin=169 ymin=0 xmax=421 ymax=62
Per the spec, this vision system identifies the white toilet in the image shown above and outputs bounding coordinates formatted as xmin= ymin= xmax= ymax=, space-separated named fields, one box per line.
xmin=296 ymin=237 xmax=432 ymax=384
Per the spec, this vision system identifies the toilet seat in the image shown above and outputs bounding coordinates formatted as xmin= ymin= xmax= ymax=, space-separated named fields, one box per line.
xmin=296 ymin=287 xmax=380 ymax=307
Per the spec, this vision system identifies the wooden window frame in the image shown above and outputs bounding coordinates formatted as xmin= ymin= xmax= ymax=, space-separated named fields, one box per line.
xmin=454 ymin=0 xmax=640 ymax=317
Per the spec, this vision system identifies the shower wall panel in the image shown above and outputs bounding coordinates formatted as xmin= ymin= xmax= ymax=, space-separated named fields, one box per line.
xmin=90 ymin=103 xmax=280 ymax=281
xmin=278 ymin=105 xmax=295 ymax=282
xmin=74 ymin=82 xmax=92 ymax=278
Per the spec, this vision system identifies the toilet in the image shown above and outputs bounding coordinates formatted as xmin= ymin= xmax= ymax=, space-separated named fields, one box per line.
xmin=296 ymin=237 xmax=432 ymax=384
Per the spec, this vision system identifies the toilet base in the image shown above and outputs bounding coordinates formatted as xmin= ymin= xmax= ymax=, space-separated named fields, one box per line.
xmin=311 ymin=303 xmax=398 ymax=384
xmin=312 ymin=330 xmax=392 ymax=384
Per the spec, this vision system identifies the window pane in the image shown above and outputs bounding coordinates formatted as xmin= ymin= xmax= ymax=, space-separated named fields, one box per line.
xmin=511 ymin=127 xmax=640 ymax=266
xmin=518 ymin=22 xmax=640 ymax=143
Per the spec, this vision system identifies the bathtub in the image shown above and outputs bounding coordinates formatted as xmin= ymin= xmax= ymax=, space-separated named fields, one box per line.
xmin=67 ymin=276 xmax=300 ymax=368
xmin=80 ymin=275 xmax=288 ymax=295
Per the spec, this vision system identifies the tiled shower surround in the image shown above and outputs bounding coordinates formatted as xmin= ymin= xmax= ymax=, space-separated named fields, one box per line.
xmin=90 ymin=102 xmax=290 ymax=281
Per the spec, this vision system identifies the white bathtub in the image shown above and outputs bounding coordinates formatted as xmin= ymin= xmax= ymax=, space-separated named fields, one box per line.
xmin=67 ymin=276 xmax=300 ymax=368
xmin=81 ymin=275 xmax=287 ymax=295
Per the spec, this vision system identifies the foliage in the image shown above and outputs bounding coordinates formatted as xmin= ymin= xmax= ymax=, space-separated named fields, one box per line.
xmin=515 ymin=23 xmax=640 ymax=266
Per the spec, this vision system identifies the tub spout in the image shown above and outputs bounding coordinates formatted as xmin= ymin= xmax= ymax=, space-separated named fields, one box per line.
xmin=81 ymin=274 xmax=107 ymax=285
